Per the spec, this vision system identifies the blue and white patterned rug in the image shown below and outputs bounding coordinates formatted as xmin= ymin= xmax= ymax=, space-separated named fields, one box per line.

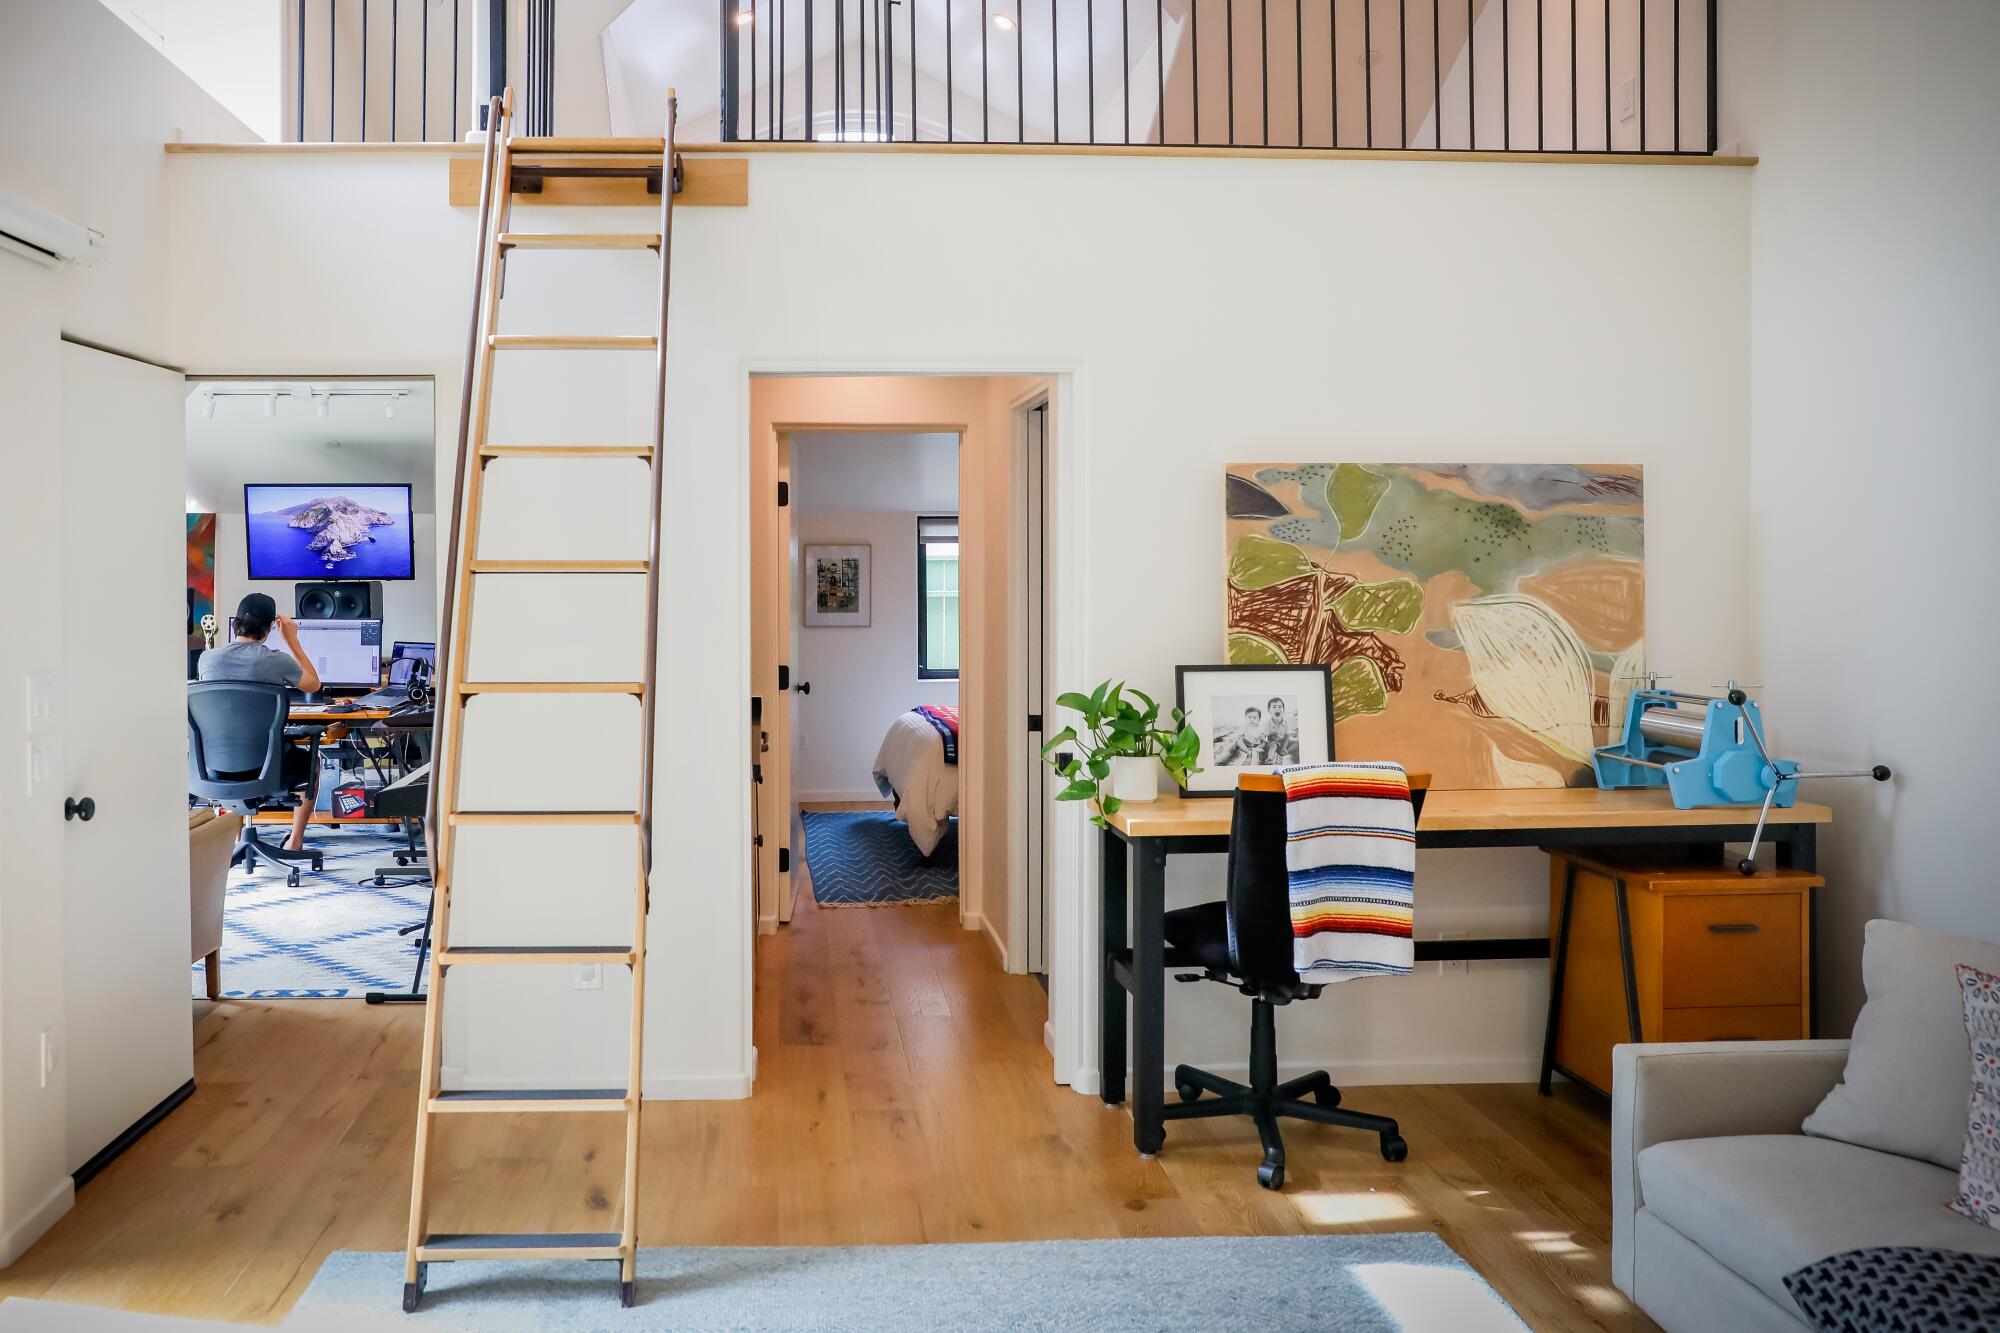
xmin=801 ymin=811 xmax=958 ymax=908
xmin=195 ymin=827 xmax=430 ymax=999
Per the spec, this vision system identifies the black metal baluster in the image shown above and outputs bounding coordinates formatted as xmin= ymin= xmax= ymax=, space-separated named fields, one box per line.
xmin=1121 ymin=0 xmax=1130 ymax=143
xmin=420 ymin=0 xmax=428 ymax=139
xmin=1536 ymin=0 xmax=1544 ymax=147
xmin=806 ymin=0 xmax=815 ymax=139
xmin=885 ymin=0 xmax=893 ymax=139
xmin=1703 ymin=0 xmax=1714 ymax=151
xmin=1260 ymin=0 xmax=1269 ymax=145
xmin=1603 ymin=0 xmax=1611 ymax=150
xmin=1361 ymin=0 xmax=1370 ymax=147
xmin=1673 ymin=0 xmax=1681 ymax=150
xmin=781 ymin=0 xmax=788 ymax=137
xmin=751 ymin=0 xmax=759 ymax=139
xmin=1052 ymin=0 xmax=1060 ymax=142
xmin=946 ymin=0 xmax=954 ymax=140
xmin=1396 ymin=0 xmax=1405 ymax=147
xmin=1466 ymin=0 xmax=1473 ymax=149
xmin=835 ymin=0 xmax=843 ymax=140
xmin=1297 ymin=0 xmax=1305 ymax=147
xmin=1432 ymin=0 xmax=1441 ymax=146
xmin=1501 ymin=0 xmax=1509 ymax=149
xmin=391 ymin=0 xmax=398 ymax=141
xmin=1639 ymin=0 xmax=1647 ymax=150
xmin=1570 ymin=0 xmax=1577 ymax=147
xmin=361 ymin=0 xmax=368 ymax=140
xmin=982 ymin=0 xmax=990 ymax=140
xmin=297 ymin=0 xmax=306 ymax=140
xmin=329 ymin=0 xmax=336 ymax=139
xmin=1158 ymin=0 xmax=1166 ymax=144
xmin=1330 ymin=0 xmax=1339 ymax=148
xmin=1227 ymin=0 xmax=1235 ymax=145
xmin=1020 ymin=0 xmax=1028 ymax=142
xmin=451 ymin=0 xmax=459 ymax=139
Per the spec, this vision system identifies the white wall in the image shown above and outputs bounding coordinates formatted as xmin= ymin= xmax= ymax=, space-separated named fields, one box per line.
xmin=166 ymin=144 xmax=1751 ymax=1095
xmin=98 ymin=0 xmax=284 ymax=141
xmin=1727 ymin=0 xmax=2000 ymax=1030
xmin=793 ymin=433 xmax=960 ymax=801
xmin=0 ymin=0 xmax=250 ymax=1267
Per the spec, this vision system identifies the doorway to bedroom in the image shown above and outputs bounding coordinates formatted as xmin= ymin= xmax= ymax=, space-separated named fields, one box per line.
xmin=791 ymin=431 xmax=964 ymax=912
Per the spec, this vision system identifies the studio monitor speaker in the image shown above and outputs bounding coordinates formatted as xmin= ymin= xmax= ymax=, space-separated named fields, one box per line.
xmin=295 ymin=581 xmax=384 ymax=621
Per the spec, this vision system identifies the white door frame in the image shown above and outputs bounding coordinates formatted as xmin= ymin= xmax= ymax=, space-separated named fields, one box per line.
xmin=736 ymin=359 xmax=1095 ymax=1091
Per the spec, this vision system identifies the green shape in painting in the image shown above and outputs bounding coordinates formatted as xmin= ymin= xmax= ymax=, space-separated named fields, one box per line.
xmin=1327 ymin=464 xmax=1392 ymax=542
xmin=1331 ymin=657 xmax=1389 ymax=719
xmin=1227 ymin=632 xmax=1287 ymax=665
xmin=1228 ymin=534 xmax=1316 ymax=590
xmin=1330 ymin=579 xmax=1424 ymax=634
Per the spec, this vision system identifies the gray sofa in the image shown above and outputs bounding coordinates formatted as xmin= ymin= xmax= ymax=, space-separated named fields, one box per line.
xmin=1613 ymin=1039 xmax=2000 ymax=1331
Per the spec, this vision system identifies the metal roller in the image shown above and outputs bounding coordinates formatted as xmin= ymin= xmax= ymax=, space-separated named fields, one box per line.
xmin=1638 ymin=706 xmax=1709 ymax=750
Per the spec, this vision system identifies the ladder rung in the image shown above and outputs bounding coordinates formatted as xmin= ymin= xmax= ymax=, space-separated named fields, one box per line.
xmin=479 ymin=445 xmax=654 ymax=459
xmin=468 ymin=559 xmax=649 ymax=574
xmin=459 ymin=681 xmax=645 ymax=695
xmin=498 ymin=232 xmax=661 ymax=250
xmin=428 ymin=1089 xmax=630 ymax=1114
xmin=447 ymin=811 xmax=640 ymax=827
xmin=418 ymin=1233 xmax=625 ymax=1263
xmin=488 ymin=334 xmax=656 ymax=351
xmin=440 ymin=946 xmax=635 ymax=966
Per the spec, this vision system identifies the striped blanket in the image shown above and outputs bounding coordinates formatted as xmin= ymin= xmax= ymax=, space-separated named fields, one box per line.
xmin=914 ymin=705 xmax=960 ymax=765
xmin=1280 ymin=761 xmax=1415 ymax=982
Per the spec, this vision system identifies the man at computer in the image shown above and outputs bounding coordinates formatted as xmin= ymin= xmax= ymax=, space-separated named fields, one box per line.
xmin=197 ymin=593 xmax=321 ymax=853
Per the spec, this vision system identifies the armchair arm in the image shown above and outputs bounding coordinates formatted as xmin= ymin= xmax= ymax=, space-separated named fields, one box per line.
xmin=1610 ymin=1040 xmax=1850 ymax=1296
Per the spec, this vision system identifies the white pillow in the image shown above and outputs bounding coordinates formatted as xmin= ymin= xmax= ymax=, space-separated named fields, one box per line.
xmin=1802 ymin=919 xmax=2000 ymax=1169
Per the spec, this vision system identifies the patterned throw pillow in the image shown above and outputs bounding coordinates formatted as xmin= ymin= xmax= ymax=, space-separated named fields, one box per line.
xmin=1784 ymin=1247 xmax=2000 ymax=1333
xmin=1953 ymin=963 xmax=2000 ymax=1229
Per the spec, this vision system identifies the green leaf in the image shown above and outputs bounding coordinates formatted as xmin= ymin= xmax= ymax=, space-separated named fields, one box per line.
xmin=1061 ymin=760 xmax=1081 ymax=779
xmin=1056 ymin=691 xmax=1093 ymax=713
xmin=1056 ymin=779 xmax=1099 ymax=802
xmin=1100 ymin=795 xmax=1123 ymax=815
xmin=1228 ymin=534 xmax=1316 ymax=591
xmin=1330 ymin=579 xmax=1425 ymax=634
xmin=1089 ymin=680 xmax=1110 ymax=716
xmin=1227 ymin=631 xmax=1289 ymax=665
xmin=1039 ymin=725 xmax=1077 ymax=757
xmin=1330 ymin=656 xmax=1390 ymax=718
xmin=1327 ymin=463 xmax=1391 ymax=542
xmin=1088 ymin=758 xmax=1110 ymax=780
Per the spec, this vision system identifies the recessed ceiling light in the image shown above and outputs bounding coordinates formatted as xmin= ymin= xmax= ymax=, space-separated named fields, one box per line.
xmin=992 ymin=13 xmax=1016 ymax=30
xmin=735 ymin=8 xmax=754 ymax=25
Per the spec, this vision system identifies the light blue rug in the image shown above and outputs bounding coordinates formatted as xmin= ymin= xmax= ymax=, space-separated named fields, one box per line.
xmin=196 ymin=826 xmax=429 ymax=998
xmin=800 ymin=810 xmax=958 ymax=907
xmin=286 ymin=1234 xmax=1525 ymax=1331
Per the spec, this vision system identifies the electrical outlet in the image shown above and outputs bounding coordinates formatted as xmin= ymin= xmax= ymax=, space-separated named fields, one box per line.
xmin=575 ymin=964 xmax=603 ymax=991
xmin=1620 ymin=77 xmax=1636 ymax=122
xmin=1437 ymin=933 xmax=1468 ymax=977
xmin=40 ymin=1024 xmax=62 ymax=1089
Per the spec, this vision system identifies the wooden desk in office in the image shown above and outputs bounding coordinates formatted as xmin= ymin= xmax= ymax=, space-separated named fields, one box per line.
xmin=1097 ymin=787 xmax=1833 ymax=1156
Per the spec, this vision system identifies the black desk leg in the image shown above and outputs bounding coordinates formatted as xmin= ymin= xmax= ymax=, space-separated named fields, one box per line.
xmin=1779 ymin=825 xmax=1819 ymax=1036
xmin=1615 ymin=875 xmax=1643 ymax=1043
xmin=1131 ymin=839 xmax=1168 ymax=1156
xmin=1099 ymin=827 xmax=1128 ymax=1107
xmin=1539 ymin=859 xmax=1578 ymax=1095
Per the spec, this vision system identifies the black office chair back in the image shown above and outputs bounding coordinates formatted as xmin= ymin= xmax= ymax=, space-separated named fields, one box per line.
xmin=1224 ymin=784 xmax=1303 ymax=994
xmin=187 ymin=680 xmax=291 ymax=809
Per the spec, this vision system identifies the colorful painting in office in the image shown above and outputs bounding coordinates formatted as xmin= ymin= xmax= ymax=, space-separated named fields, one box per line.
xmin=1225 ymin=464 xmax=1644 ymax=789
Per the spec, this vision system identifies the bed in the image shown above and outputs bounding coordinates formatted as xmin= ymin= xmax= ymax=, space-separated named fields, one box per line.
xmin=871 ymin=706 xmax=960 ymax=856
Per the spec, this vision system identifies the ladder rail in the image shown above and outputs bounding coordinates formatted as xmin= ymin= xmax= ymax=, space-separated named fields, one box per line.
xmin=404 ymin=88 xmax=511 ymax=1292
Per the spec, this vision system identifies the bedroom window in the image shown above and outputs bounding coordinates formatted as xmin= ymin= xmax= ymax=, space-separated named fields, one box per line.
xmin=917 ymin=515 xmax=960 ymax=680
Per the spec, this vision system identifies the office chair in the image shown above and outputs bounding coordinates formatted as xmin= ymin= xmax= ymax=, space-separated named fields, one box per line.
xmin=1161 ymin=773 xmax=1409 ymax=1189
xmin=187 ymin=680 xmax=325 ymax=888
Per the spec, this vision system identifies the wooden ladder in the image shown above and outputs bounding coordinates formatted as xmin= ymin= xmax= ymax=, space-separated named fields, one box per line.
xmin=401 ymin=88 xmax=680 ymax=1313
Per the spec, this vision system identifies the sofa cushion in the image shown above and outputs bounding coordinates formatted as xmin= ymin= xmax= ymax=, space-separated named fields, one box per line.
xmin=1803 ymin=920 xmax=2000 ymax=1169
xmin=1952 ymin=964 xmax=2000 ymax=1229
xmin=1784 ymin=1246 xmax=2000 ymax=1333
xmin=1638 ymin=1134 xmax=2000 ymax=1316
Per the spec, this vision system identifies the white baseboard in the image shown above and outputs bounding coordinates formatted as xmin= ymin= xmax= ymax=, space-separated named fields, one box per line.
xmin=440 ymin=1062 xmax=757 ymax=1101
xmin=974 ymin=912 xmax=1009 ymax=970
xmin=0 ymin=1175 xmax=73 ymax=1268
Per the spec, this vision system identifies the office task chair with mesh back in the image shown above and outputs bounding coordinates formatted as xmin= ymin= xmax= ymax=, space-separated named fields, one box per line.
xmin=1161 ymin=773 xmax=1409 ymax=1189
xmin=187 ymin=680 xmax=325 ymax=888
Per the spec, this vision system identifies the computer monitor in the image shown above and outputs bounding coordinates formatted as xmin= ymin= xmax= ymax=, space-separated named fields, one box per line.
xmin=391 ymin=641 xmax=435 ymax=669
xmin=293 ymin=618 xmax=383 ymax=689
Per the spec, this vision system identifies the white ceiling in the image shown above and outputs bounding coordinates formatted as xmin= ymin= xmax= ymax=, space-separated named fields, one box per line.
xmin=185 ymin=379 xmax=437 ymax=514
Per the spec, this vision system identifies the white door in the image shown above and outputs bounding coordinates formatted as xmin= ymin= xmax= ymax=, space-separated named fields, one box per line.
xmin=1023 ymin=401 xmax=1051 ymax=975
xmin=60 ymin=342 xmax=192 ymax=1171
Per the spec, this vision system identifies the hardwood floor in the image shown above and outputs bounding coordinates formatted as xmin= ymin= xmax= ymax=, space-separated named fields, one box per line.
xmin=0 ymin=889 xmax=1657 ymax=1330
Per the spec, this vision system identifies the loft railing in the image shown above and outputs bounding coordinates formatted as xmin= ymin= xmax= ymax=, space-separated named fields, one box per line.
xmin=722 ymin=0 xmax=1718 ymax=153
xmin=285 ymin=0 xmax=551 ymax=141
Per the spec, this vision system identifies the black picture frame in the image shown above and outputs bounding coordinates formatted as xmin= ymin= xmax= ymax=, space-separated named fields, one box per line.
xmin=1174 ymin=663 xmax=1336 ymax=797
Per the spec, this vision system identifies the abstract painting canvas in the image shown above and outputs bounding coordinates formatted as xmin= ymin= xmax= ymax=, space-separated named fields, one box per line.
xmin=1225 ymin=464 xmax=1644 ymax=788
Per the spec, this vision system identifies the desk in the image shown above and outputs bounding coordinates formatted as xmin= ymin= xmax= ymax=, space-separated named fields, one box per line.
xmin=1098 ymin=787 xmax=1832 ymax=1156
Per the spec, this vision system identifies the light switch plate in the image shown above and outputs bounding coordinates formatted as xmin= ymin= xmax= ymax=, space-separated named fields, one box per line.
xmin=25 ymin=742 xmax=55 ymax=799
xmin=25 ymin=672 xmax=57 ymax=734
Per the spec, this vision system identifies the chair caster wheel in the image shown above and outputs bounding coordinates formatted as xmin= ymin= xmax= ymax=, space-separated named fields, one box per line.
xmin=1380 ymin=1133 xmax=1408 ymax=1163
xmin=375 ymin=876 xmax=387 ymax=886
xmin=288 ymin=869 xmax=301 ymax=888
xmin=1175 ymin=1081 xmax=1202 ymax=1103
xmin=1313 ymin=1085 xmax=1342 ymax=1109
xmin=1257 ymin=1157 xmax=1285 ymax=1190
xmin=619 ymin=1280 xmax=636 ymax=1308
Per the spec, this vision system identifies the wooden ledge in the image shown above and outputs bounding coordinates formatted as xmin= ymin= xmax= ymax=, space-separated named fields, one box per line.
xmin=166 ymin=139 xmax=1755 ymax=168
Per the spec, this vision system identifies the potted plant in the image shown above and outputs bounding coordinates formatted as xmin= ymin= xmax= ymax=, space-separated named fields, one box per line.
xmin=1040 ymin=680 xmax=1201 ymax=827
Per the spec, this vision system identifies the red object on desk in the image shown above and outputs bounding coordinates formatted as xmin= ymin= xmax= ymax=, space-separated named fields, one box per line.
xmin=331 ymin=784 xmax=371 ymax=819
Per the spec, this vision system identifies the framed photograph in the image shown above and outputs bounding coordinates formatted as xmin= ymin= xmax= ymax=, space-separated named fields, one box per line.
xmin=804 ymin=544 xmax=871 ymax=627
xmin=1174 ymin=663 xmax=1334 ymax=795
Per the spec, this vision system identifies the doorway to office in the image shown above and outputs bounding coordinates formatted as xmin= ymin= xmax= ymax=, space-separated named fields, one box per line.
xmin=184 ymin=374 xmax=439 ymax=1000
xmin=748 ymin=375 xmax=1057 ymax=1017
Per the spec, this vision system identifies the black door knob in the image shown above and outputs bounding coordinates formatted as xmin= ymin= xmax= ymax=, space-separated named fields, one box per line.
xmin=794 ymin=681 xmax=811 ymax=694
xmin=65 ymin=796 xmax=96 ymax=822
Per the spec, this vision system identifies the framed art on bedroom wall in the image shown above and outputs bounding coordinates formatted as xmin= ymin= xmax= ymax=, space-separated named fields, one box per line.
xmin=1175 ymin=663 xmax=1334 ymax=795
xmin=803 ymin=544 xmax=872 ymax=627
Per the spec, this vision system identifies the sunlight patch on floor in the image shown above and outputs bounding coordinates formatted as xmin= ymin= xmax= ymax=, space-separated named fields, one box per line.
xmin=1290 ymin=1189 xmax=1418 ymax=1226
xmin=1352 ymin=1261 xmax=1527 ymax=1330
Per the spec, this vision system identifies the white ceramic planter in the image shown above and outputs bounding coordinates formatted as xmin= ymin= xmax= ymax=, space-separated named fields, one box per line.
xmin=1106 ymin=755 xmax=1160 ymax=803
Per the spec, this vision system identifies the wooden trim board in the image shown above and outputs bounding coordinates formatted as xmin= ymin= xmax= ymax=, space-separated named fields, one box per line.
xmin=446 ymin=155 xmax=747 ymax=207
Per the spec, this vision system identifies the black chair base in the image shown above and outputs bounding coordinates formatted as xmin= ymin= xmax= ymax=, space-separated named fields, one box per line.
xmin=1165 ymin=997 xmax=1407 ymax=1190
xmin=231 ymin=823 xmax=323 ymax=887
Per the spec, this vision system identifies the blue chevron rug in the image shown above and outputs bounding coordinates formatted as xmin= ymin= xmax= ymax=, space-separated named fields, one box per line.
xmin=801 ymin=811 xmax=958 ymax=908
xmin=194 ymin=826 xmax=430 ymax=999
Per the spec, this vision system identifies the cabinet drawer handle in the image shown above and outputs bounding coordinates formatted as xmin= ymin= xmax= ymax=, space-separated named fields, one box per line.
xmin=1707 ymin=923 xmax=1760 ymax=934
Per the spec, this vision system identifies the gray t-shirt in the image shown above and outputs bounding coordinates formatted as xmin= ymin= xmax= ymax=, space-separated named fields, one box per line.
xmin=198 ymin=640 xmax=303 ymax=688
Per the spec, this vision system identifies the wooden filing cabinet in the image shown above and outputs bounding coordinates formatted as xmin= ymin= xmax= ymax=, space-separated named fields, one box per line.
xmin=1542 ymin=849 xmax=1822 ymax=1097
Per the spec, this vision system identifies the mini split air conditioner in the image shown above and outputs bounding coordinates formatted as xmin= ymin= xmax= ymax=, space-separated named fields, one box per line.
xmin=0 ymin=186 xmax=108 ymax=268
